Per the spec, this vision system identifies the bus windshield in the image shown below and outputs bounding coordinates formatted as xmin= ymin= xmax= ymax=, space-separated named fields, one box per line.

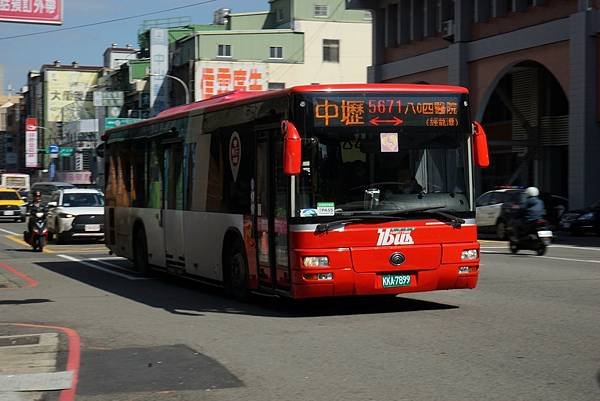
xmin=293 ymin=93 xmax=472 ymax=218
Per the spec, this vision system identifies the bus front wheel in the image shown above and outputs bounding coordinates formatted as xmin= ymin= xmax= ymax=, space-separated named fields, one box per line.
xmin=133 ymin=227 xmax=150 ymax=275
xmin=225 ymin=240 xmax=249 ymax=300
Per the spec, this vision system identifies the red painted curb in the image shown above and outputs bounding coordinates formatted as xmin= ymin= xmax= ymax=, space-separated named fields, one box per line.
xmin=10 ymin=323 xmax=81 ymax=401
xmin=0 ymin=261 xmax=38 ymax=288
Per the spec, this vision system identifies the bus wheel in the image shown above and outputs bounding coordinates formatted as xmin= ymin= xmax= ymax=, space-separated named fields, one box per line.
xmin=133 ymin=227 xmax=150 ymax=275
xmin=225 ymin=240 xmax=249 ymax=300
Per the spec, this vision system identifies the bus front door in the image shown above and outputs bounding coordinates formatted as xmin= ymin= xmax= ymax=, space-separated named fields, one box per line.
xmin=255 ymin=128 xmax=291 ymax=292
xmin=162 ymin=140 xmax=186 ymax=273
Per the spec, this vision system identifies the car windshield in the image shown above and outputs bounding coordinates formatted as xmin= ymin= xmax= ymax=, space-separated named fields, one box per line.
xmin=62 ymin=193 xmax=104 ymax=207
xmin=0 ymin=192 xmax=21 ymax=201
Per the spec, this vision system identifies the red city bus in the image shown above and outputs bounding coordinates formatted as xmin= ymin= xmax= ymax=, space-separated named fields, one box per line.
xmin=104 ymin=84 xmax=489 ymax=299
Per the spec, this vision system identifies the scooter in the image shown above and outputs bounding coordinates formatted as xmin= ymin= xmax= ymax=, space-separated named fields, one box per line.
xmin=508 ymin=218 xmax=553 ymax=256
xmin=23 ymin=210 xmax=49 ymax=252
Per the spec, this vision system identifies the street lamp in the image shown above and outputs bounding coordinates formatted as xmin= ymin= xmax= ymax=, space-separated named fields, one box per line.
xmin=148 ymin=73 xmax=190 ymax=104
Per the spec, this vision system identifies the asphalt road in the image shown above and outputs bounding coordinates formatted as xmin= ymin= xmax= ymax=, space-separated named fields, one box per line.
xmin=1 ymin=221 xmax=599 ymax=401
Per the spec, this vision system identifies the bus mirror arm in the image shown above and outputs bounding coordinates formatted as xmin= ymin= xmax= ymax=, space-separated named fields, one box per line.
xmin=282 ymin=120 xmax=302 ymax=175
xmin=472 ymin=121 xmax=490 ymax=168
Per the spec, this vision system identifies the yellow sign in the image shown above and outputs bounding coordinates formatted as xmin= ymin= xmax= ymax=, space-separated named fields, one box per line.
xmin=45 ymin=70 xmax=98 ymax=122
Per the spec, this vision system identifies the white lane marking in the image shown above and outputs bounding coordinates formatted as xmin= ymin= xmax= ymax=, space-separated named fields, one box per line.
xmin=482 ymin=244 xmax=600 ymax=252
xmin=88 ymin=257 xmax=134 ymax=274
xmin=536 ymin=255 xmax=600 ymax=264
xmin=57 ymin=254 xmax=150 ymax=280
xmin=0 ymin=228 xmax=18 ymax=235
xmin=481 ymin=251 xmax=600 ymax=264
xmin=549 ymin=244 xmax=600 ymax=252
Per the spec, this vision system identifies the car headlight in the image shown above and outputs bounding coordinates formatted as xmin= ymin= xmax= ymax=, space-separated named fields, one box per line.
xmin=577 ymin=212 xmax=594 ymax=221
xmin=59 ymin=213 xmax=74 ymax=218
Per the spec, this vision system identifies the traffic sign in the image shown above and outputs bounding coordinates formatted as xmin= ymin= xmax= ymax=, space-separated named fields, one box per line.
xmin=59 ymin=147 xmax=74 ymax=157
xmin=48 ymin=144 xmax=59 ymax=154
xmin=105 ymin=118 xmax=142 ymax=129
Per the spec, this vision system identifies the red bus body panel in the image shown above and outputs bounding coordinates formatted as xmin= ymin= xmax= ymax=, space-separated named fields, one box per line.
xmin=288 ymin=220 xmax=479 ymax=299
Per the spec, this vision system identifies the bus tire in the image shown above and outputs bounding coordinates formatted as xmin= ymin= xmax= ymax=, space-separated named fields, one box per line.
xmin=224 ymin=239 xmax=249 ymax=301
xmin=133 ymin=226 xmax=150 ymax=276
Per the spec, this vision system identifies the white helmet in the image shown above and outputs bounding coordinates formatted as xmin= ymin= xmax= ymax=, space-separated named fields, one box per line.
xmin=525 ymin=186 xmax=539 ymax=197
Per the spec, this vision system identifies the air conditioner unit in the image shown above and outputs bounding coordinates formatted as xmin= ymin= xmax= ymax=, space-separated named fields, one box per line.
xmin=442 ymin=19 xmax=455 ymax=42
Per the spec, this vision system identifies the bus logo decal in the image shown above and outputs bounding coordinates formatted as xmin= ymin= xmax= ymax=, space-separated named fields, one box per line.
xmin=229 ymin=131 xmax=241 ymax=182
xmin=376 ymin=228 xmax=414 ymax=246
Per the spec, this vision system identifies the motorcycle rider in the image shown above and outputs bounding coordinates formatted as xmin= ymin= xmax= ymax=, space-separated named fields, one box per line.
xmin=25 ymin=191 xmax=46 ymax=239
xmin=515 ymin=186 xmax=546 ymax=238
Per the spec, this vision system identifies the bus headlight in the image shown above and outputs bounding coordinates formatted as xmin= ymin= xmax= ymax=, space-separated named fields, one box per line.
xmin=461 ymin=249 xmax=478 ymax=260
xmin=303 ymin=256 xmax=329 ymax=267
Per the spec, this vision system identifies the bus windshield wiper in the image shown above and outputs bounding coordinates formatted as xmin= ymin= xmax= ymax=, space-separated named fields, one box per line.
xmin=315 ymin=207 xmax=465 ymax=233
xmin=381 ymin=206 xmax=466 ymax=228
xmin=315 ymin=214 xmax=401 ymax=234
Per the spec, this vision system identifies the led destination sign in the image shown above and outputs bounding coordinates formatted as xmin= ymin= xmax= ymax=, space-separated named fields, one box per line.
xmin=313 ymin=95 xmax=463 ymax=128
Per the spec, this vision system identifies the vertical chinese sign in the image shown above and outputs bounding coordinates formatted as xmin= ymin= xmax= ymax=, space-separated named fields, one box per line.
xmin=194 ymin=62 xmax=268 ymax=101
xmin=150 ymin=28 xmax=169 ymax=116
xmin=0 ymin=0 xmax=63 ymax=25
xmin=25 ymin=117 xmax=38 ymax=168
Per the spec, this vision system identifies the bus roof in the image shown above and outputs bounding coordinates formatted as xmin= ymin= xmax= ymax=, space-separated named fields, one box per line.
xmin=103 ymin=83 xmax=469 ymax=140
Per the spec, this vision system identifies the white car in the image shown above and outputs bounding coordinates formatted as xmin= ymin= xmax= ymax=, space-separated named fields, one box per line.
xmin=47 ymin=188 xmax=105 ymax=243
xmin=475 ymin=189 xmax=523 ymax=239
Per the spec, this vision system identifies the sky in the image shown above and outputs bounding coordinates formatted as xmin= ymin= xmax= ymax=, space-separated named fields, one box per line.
xmin=0 ymin=0 xmax=270 ymax=93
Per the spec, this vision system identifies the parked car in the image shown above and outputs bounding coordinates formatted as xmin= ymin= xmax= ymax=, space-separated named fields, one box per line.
xmin=475 ymin=189 xmax=523 ymax=239
xmin=558 ymin=200 xmax=600 ymax=235
xmin=0 ymin=188 xmax=26 ymax=222
xmin=30 ymin=181 xmax=76 ymax=204
xmin=46 ymin=188 xmax=105 ymax=243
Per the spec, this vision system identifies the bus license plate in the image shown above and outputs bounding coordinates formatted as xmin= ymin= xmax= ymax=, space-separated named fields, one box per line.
xmin=3 ymin=211 xmax=14 ymax=216
xmin=382 ymin=274 xmax=411 ymax=288
xmin=85 ymin=224 xmax=101 ymax=232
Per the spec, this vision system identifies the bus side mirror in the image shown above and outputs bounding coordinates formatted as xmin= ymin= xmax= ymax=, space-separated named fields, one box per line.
xmin=472 ymin=121 xmax=490 ymax=168
xmin=282 ymin=120 xmax=302 ymax=176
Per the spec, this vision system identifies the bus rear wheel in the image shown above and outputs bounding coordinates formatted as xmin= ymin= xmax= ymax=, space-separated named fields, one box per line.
xmin=225 ymin=240 xmax=249 ymax=300
xmin=133 ymin=227 xmax=150 ymax=276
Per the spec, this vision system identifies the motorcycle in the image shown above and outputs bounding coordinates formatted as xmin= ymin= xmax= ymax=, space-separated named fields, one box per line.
xmin=508 ymin=218 xmax=553 ymax=256
xmin=23 ymin=209 xmax=49 ymax=252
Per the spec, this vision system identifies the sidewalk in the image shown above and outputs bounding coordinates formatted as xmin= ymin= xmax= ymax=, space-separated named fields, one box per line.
xmin=0 ymin=323 xmax=79 ymax=401
xmin=0 ymin=324 xmax=78 ymax=401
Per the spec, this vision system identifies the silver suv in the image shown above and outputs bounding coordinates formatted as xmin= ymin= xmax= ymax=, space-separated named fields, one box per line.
xmin=46 ymin=188 xmax=105 ymax=243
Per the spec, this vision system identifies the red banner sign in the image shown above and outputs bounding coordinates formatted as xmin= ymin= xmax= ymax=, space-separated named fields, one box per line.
xmin=25 ymin=117 xmax=38 ymax=168
xmin=0 ymin=0 xmax=63 ymax=25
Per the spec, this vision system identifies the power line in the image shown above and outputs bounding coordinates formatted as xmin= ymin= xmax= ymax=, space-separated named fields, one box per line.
xmin=0 ymin=0 xmax=217 ymax=41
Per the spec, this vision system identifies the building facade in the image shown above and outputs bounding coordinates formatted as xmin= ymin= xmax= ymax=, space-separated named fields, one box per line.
xmin=347 ymin=0 xmax=600 ymax=209
xmin=171 ymin=0 xmax=372 ymax=103
xmin=0 ymin=94 xmax=23 ymax=171
xmin=27 ymin=61 xmax=102 ymax=182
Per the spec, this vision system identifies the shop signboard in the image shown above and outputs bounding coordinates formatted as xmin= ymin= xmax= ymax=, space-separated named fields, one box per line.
xmin=0 ymin=0 xmax=63 ymax=25
xmin=194 ymin=61 xmax=268 ymax=101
